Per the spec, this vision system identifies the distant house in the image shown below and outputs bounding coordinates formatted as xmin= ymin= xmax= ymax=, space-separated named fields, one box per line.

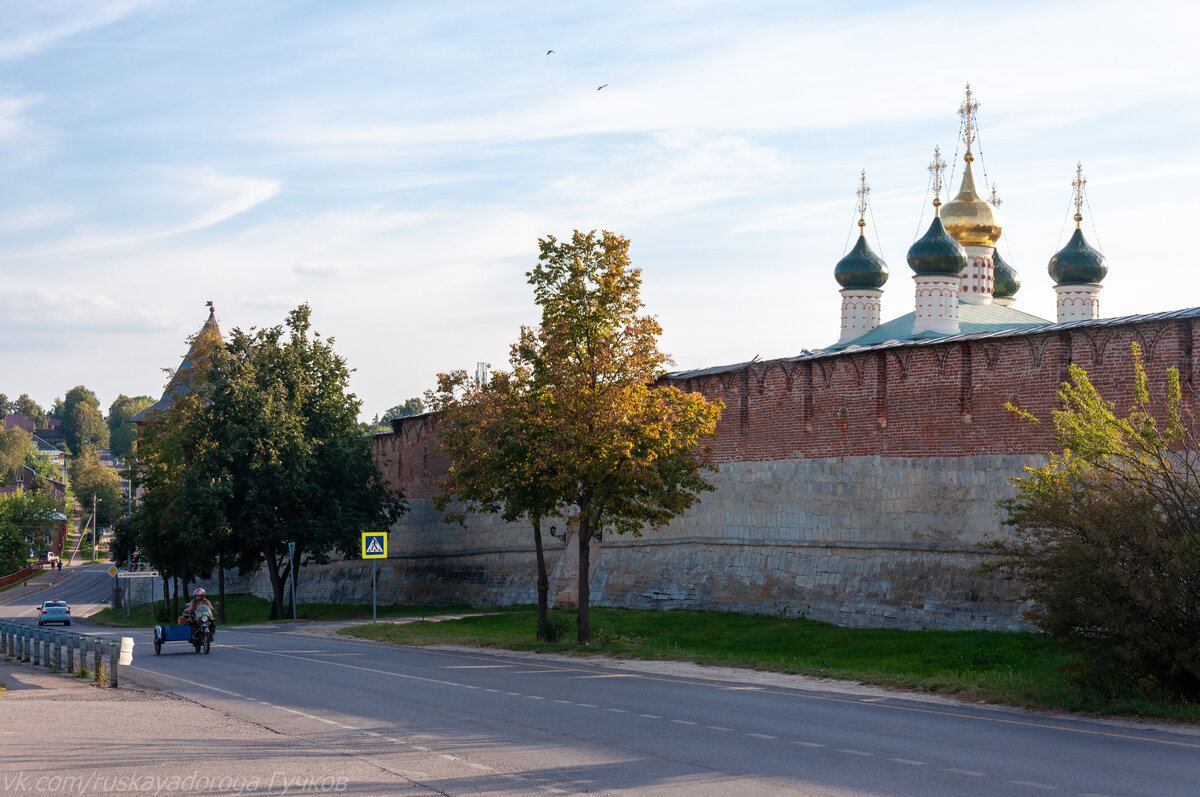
xmin=32 ymin=433 xmax=67 ymax=470
xmin=2 ymin=413 xmax=35 ymax=433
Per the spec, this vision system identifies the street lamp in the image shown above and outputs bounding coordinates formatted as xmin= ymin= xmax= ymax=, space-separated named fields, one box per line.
xmin=92 ymin=495 xmax=101 ymax=563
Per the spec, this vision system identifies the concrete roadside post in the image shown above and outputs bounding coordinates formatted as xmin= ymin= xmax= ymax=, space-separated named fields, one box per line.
xmin=362 ymin=532 xmax=387 ymax=623
xmin=66 ymin=632 xmax=74 ymax=673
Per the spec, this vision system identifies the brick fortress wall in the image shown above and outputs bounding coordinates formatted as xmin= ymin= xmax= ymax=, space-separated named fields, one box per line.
xmin=355 ymin=316 xmax=1195 ymax=629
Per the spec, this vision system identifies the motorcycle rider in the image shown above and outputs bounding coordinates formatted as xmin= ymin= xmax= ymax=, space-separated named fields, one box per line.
xmin=183 ymin=588 xmax=216 ymax=636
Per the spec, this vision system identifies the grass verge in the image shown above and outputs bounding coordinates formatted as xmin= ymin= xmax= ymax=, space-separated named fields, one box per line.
xmin=341 ymin=607 xmax=1200 ymax=723
xmin=88 ymin=594 xmax=503 ymax=628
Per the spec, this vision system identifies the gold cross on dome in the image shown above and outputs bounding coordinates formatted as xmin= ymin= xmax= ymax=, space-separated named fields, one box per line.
xmin=958 ymin=83 xmax=980 ymax=157
xmin=856 ymin=169 xmax=869 ymax=230
xmin=1072 ymin=162 xmax=1086 ymax=225
xmin=989 ymin=183 xmax=1002 ymax=206
xmin=928 ymin=146 xmax=946 ymax=207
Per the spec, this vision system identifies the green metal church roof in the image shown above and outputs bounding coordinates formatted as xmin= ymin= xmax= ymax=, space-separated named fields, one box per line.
xmin=829 ymin=301 xmax=1051 ymax=350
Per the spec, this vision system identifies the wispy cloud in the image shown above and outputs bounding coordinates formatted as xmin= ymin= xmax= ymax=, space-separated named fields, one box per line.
xmin=27 ymin=168 xmax=279 ymax=255
xmin=0 ymin=1 xmax=153 ymax=61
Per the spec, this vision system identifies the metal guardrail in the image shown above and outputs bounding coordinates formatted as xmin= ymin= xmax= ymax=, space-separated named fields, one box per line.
xmin=0 ymin=619 xmax=132 ymax=688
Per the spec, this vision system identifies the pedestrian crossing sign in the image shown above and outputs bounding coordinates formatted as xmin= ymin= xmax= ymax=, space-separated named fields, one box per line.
xmin=362 ymin=533 xmax=387 ymax=559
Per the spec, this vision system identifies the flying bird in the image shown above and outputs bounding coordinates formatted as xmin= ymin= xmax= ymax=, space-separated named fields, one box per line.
xmin=597 ymin=84 xmax=607 ymax=91
xmin=546 ymin=49 xmax=554 ymax=54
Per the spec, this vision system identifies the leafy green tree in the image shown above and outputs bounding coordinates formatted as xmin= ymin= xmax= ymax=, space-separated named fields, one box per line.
xmin=68 ymin=445 xmax=124 ymax=528
xmin=63 ymin=386 xmax=109 ymax=452
xmin=107 ymin=394 xmax=155 ymax=460
xmin=520 ymin=230 xmax=722 ymax=642
xmin=0 ymin=394 xmax=9 ymax=417
xmin=13 ymin=394 xmax=48 ymax=429
xmin=48 ymin=397 xmax=65 ymax=420
xmin=0 ymin=427 xmax=35 ymax=482
xmin=130 ymin=389 xmax=220 ymax=610
xmin=381 ymin=398 xmax=425 ymax=423
xmin=988 ymin=343 xmax=1200 ymax=701
xmin=0 ymin=489 xmax=66 ymax=572
xmin=201 ymin=306 xmax=406 ymax=618
xmin=428 ymin=340 xmax=565 ymax=639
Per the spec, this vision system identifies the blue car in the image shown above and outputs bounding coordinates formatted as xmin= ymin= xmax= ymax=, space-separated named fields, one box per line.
xmin=38 ymin=600 xmax=71 ymax=626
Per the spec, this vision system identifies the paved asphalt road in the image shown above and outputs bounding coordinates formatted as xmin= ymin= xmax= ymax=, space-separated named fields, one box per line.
xmin=3 ymin=565 xmax=1200 ymax=796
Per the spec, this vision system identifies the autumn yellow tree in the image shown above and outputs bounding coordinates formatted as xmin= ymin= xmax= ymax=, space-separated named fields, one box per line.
xmin=428 ymin=335 xmax=565 ymax=639
xmin=524 ymin=230 xmax=722 ymax=642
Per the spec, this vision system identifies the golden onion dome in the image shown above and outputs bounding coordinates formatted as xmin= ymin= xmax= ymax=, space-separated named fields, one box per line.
xmin=941 ymin=155 xmax=1003 ymax=248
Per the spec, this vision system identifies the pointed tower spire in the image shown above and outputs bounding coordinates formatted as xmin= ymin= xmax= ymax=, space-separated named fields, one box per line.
xmin=834 ymin=171 xmax=888 ymax=345
xmin=942 ymin=84 xmax=1002 ymax=304
xmin=1049 ymin=163 xmax=1107 ymax=322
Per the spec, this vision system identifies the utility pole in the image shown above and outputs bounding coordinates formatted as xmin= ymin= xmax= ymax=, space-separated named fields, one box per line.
xmin=92 ymin=494 xmax=97 ymax=563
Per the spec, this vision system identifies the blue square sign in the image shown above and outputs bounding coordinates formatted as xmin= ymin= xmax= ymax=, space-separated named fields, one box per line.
xmin=362 ymin=533 xmax=387 ymax=559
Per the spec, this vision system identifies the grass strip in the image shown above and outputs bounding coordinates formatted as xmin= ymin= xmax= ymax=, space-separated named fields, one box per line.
xmin=341 ymin=607 xmax=1200 ymax=722
xmin=88 ymin=594 xmax=504 ymax=628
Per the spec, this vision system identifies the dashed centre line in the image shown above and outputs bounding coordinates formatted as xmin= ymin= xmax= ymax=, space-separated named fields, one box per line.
xmin=746 ymin=733 xmax=777 ymax=740
xmin=888 ymin=758 xmax=925 ymax=766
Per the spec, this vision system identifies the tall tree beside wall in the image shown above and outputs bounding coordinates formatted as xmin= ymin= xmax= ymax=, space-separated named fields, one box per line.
xmin=519 ymin=230 xmax=723 ymax=642
xmin=202 ymin=305 xmax=406 ymax=619
xmin=989 ymin=343 xmax=1200 ymax=701
xmin=428 ymin=337 xmax=566 ymax=640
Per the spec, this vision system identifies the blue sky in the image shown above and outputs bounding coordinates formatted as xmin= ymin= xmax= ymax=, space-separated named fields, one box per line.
xmin=2 ymin=0 xmax=1199 ymax=420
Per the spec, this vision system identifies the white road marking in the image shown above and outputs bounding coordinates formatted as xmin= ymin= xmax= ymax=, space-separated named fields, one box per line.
xmin=837 ymin=749 xmax=874 ymax=757
xmin=444 ymin=664 xmax=513 ymax=669
xmin=888 ymin=758 xmax=924 ymax=766
xmin=526 ymin=695 xmax=545 ymax=700
xmin=412 ymin=745 xmax=430 ymax=752
xmin=574 ymin=673 xmax=633 ymax=678
xmin=943 ymin=768 xmax=986 ymax=776
xmin=746 ymin=733 xmax=777 ymax=740
xmin=440 ymin=754 xmax=458 ymax=761
xmin=576 ymin=703 xmax=597 ymax=708
xmin=483 ymin=688 xmax=500 ymax=693
xmin=504 ymin=691 xmax=521 ymax=695
xmin=670 ymin=719 xmax=697 ymax=725
xmin=363 ymin=731 xmax=380 ymax=737
xmin=1010 ymin=781 xmax=1057 ymax=790
xmin=604 ymin=708 xmax=627 ymax=713
xmin=554 ymin=699 xmax=573 ymax=704
xmin=636 ymin=714 xmax=660 ymax=719
xmin=707 ymin=726 xmax=732 ymax=731
xmin=794 ymin=741 xmax=825 ymax=748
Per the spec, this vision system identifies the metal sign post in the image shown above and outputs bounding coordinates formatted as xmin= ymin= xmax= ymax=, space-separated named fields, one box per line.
xmin=287 ymin=541 xmax=296 ymax=620
xmin=361 ymin=533 xmax=387 ymax=624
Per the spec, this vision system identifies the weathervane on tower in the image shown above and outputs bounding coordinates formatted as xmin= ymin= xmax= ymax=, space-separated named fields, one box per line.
xmin=958 ymin=83 xmax=979 ymax=161
xmin=1072 ymin=162 xmax=1086 ymax=227
xmin=856 ymin=169 xmax=869 ymax=232
xmin=928 ymin=145 xmax=946 ymax=211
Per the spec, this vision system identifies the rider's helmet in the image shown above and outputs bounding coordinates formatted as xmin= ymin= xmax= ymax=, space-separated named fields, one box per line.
xmin=194 ymin=588 xmax=206 ymax=599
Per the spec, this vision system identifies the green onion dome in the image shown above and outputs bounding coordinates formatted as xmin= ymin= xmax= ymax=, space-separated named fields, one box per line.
xmin=992 ymin=248 xmax=1020 ymax=299
xmin=907 ymin=216 xmax=967 ymax=276
xmin=834 ymin=232 xmax=889 ymax=289
xmin=1048 ymin=227 xmax=1107 ymax=285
